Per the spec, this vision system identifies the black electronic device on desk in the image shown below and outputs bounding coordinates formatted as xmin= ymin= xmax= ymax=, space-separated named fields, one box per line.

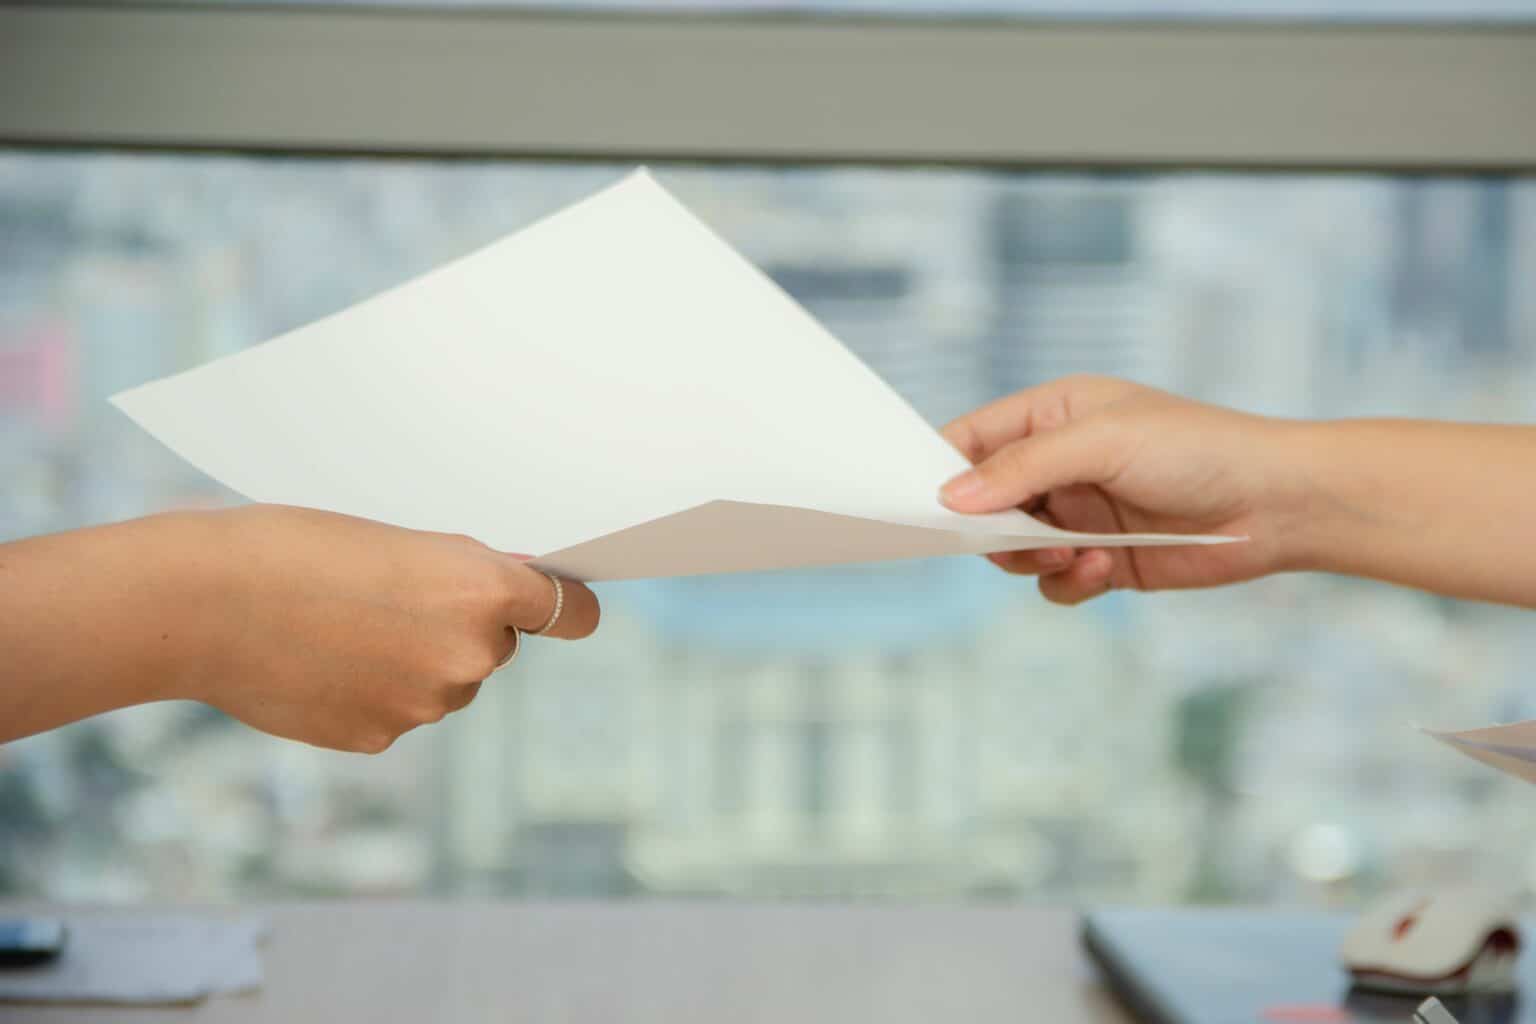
xmin=1083 ymin=907 xmax=1525 ymax=1024
xmin=0 ymin=919 xmax=67 ymax=968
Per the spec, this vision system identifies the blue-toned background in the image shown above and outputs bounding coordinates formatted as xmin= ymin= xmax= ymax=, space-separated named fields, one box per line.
xmin=1 ymin=153 xmax=1533 ymax=905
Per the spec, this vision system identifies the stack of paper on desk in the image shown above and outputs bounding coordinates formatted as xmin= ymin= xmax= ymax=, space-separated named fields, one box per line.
xmin=1427 ymin=721 xmax=1536 ymax=786
xmin=0 ymin=915 xmax=267 ymax=1005
xmin=113 ymin=170 xmax=1223 ymax=582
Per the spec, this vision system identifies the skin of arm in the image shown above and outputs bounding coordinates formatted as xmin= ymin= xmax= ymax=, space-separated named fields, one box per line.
xmin=1282 ymin=418 xmax=1536 ymax=608
xmin=0 ymin=506 xmax=599 ymax=750
xmin=937 ymin=375 xmax=1536 ymax=609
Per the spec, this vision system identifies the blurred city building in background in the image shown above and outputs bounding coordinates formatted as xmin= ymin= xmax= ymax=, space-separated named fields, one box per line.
xmin=1 ymin=152 xmax=1534 ymax=908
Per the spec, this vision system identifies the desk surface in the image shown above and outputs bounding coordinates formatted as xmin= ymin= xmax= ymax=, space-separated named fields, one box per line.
xmin=5 ymin=903 xmax=1130 ymax=1024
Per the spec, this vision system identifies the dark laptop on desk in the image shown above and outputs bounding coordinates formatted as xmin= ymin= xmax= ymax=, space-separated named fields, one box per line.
xmin=1083 ymin=910 xmax=1525 ymax=1024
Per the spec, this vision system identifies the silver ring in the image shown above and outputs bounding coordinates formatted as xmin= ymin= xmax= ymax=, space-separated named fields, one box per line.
xmin=496 ymin=626 xmax=522 ymax=669
xmin=530 ymin=573 xmax=564 ymax=636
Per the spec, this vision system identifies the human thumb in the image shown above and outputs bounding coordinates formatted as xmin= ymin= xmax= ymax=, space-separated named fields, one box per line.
xmin=939 ymin=419 xmax=1125 ymax=515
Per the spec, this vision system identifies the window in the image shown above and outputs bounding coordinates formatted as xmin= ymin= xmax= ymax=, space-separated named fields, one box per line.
xmin=3 ymin=0 xmax=1534 ymax=905
xmin=3 ymin=150 xmax=1534 ymax=902
xmin=134 ymin=0 xmax=1536 ymax=20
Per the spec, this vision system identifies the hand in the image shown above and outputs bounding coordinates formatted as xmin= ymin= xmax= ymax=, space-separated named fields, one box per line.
xmin=179 ymin=505 xmax=599 ymax=752
xmin=939 ymin=376 xmax=1308 ymax=605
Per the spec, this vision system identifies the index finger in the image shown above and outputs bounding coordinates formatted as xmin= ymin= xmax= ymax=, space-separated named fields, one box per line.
xmin=940 ymin=376 xmax=1124 ymax=464
xmin=505 ymin=564 xmax=600 ymax=640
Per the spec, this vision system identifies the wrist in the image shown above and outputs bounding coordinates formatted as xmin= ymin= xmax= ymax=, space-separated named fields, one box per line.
xmin=127 ymin=510 xmax=240 ymax=705
xmin=1263 ymin=419 xmax=1378 ymax=576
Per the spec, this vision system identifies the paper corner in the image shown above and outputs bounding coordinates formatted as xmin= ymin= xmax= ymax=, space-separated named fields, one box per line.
xmin=106 ymin=388 xmax=136 ymax=414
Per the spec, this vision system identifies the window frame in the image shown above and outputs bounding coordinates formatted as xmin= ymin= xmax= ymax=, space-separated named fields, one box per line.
xmin=1 ymin=2 xmax=1534 ymax=171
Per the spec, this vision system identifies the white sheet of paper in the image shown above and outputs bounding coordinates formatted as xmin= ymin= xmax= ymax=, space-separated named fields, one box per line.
xmin=1425 ymin=721 xmax=1536 ymax=786
xmin=0 ymin=915 xmax=268 ymax=1005
xmin=113 ymin=169 xmax=1230 ymax=581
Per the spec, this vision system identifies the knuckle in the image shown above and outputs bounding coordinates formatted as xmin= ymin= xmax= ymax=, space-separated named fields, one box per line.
xmin=1009 ymin=556 xmax=1046 ymax=578
xmin=1033 ymin=407 xmax=1064 ymax=432
xmin=989 ymin=441 xmax=1032 ymax=477
xmin=498 ymin=564 xmax=535 ymax=616
xmin=352 ymin=729 xmax=398 ymax=755
xmin=1064 ymin=372 xmax=1110 ymax=392
xmin=468 ymin=562 xmax=515 ymax=611
xmin=941 ymin=420 xmax=982 ymax=462
xmin=446 ymin=567 xmax=520 ymax=631
xmin=1039 ymin=578 xmax=1082 ymax=606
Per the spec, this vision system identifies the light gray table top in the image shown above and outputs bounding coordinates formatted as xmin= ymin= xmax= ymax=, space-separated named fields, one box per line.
xmin=2 ymin=903 xmax=1132 ymax=1023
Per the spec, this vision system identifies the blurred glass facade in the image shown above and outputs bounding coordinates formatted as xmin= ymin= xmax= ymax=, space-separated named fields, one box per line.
xmin=1 ymin=152 xmax=1534 ymax=906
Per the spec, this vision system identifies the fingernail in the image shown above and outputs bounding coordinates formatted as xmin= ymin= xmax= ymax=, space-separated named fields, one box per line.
xmin=986 ymin=552 xmax=1011 ymax=569
xmin=508 ymin=552 xmax=532 ymax=561
xmin=940 ymin=471 xmax=985 ymax=506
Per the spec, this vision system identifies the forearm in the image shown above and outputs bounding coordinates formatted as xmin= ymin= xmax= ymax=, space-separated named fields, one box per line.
xmin=1280 ymin=419 xmax=1536 ymax=607
xmin=0 ymin=513 xmax=224 ymax=742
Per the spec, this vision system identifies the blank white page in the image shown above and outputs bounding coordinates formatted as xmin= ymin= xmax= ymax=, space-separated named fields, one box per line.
xmin=113 ymin=170 xmax=1223 ymax=581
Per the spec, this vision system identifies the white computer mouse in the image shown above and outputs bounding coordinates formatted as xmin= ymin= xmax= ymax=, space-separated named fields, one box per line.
xmin=1340 ymin=888 xmax=1522 ymax=995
